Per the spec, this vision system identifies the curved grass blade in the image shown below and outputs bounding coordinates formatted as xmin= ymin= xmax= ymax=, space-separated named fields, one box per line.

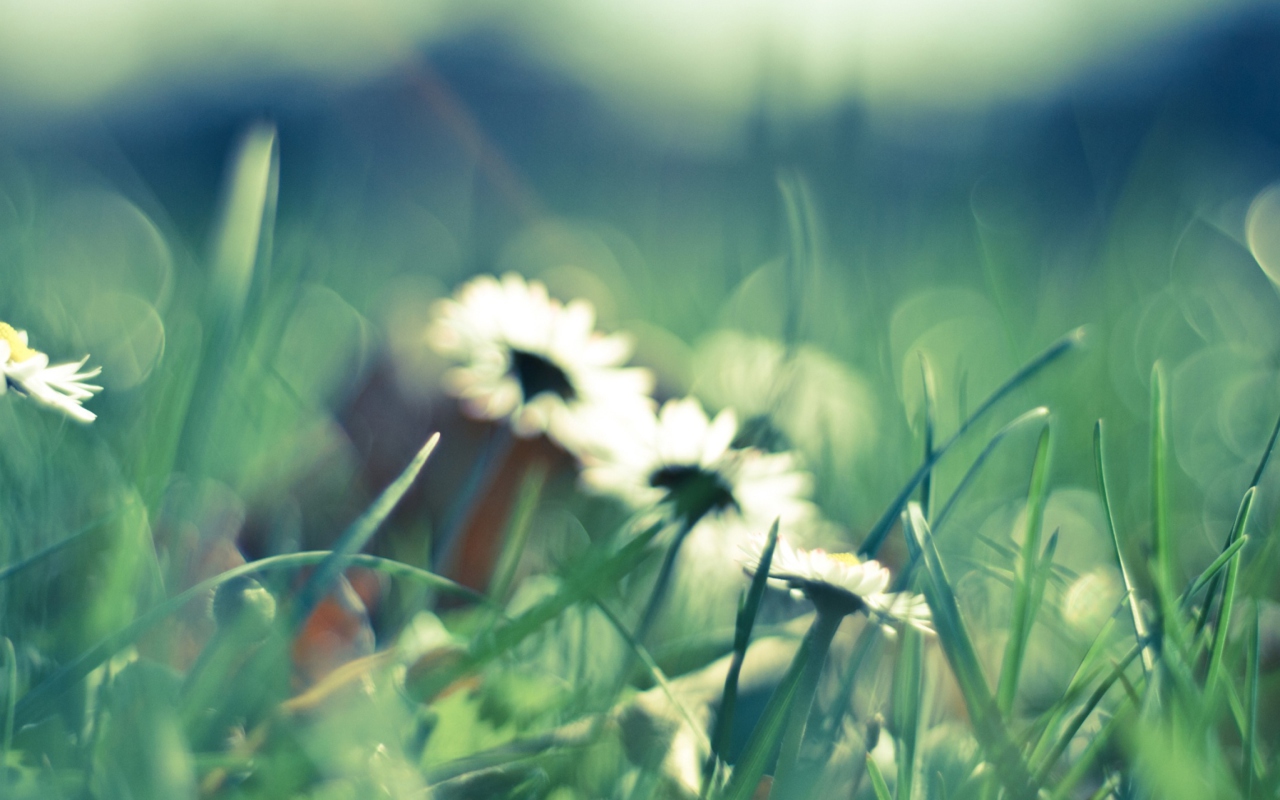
xmin=15 ymin=549 xmax=479 ymax=727
xmin=1095 ymin=419 xmax=1152 ymax=674
xmin=997 ymin=424 xmax=1053 ymax=716
xmin=905 ymin=503 xmax=1038 ymax=800
xmin=705 ymin=520 xmax=780 ymax=787
xmin=866 ymin=753 xmax=893 ymax=800
xmin=859 ymin=327 xmax=1085 ymax=559
xmin=290 ymin=433 xmax=439 ymax=631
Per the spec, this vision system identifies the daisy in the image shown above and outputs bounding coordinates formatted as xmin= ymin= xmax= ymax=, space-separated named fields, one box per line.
xmin=0 ymin=322 xmax=103 ymax=423
xmin=427 ymin=273 xmax=653 ymax=447
xmin=739 ymin=535 xmax=933 ymax=633
xmin=580 ymin=396 xmax=815 ymax=535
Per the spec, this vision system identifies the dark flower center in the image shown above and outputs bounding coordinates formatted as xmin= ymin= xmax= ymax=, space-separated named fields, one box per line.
xmin=648 ymin=464 xmax=738 ymax=524
xmin=509 ymin=348 xmax=576 ymax=402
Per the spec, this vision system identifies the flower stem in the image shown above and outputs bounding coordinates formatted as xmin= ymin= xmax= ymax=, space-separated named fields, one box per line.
xmin=633 ymin=516 xmax=696 ymax=646
xmin=770 ymin=609 xmax=844 ymax=799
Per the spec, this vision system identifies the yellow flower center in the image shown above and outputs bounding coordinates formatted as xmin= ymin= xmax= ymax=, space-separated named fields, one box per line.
xmin=0 ymin=322 xmax=37 ymax=362
xmin=827 ymin=552 xmax=863 ymax=567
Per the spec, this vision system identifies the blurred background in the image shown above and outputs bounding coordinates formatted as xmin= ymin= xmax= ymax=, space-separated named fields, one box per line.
xmin=4 ymin=2 xmax=1280 ymax=792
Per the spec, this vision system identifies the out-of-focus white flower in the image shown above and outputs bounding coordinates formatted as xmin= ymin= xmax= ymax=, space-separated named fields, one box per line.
xmin=427 ymin=272 xmax=653 ymax=448
xmin=581 ymin=396 xmax=815 ymax=538
xmin=740 ymin=535 xmax=933 ymax=633
xmin=0 ymin=323 xmax=103 ymax=423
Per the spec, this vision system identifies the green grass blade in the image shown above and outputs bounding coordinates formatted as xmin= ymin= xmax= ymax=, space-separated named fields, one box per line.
xmin=1179 ymin=533 xmax=1248 ymax=612
xmin=290 ymin=433 xmax=439 ymax=630
xmin=997 ymin=424 xmax=1052 ymax=716
xmin=707 ymin=520 xmax=780 ymax=782
xmin=920 ymin=352 xmax=938 ymax=520
xmin=209 ymin=122 xmax=278 ymax=320
xmin=1150 ymin=362 xmax=1174 ymax=612
xmin=15 ymin=550 xmax=479 ymax=727
xmin=487 ymin=464 xmax=547 ymax=604
xmin=591 ymin=596 xmax=710 ymax=751
xmin=0 ymin=502 xmax=132 ymax=583
xmin=894 ymin=625 xmax=924 ymax=800
xmin=1032 ymin=643 xmax=1143 ymax=784
xmin=932 ymin=407 xmax=1050 ymax=536
xmin=1048 ymin=706 xmax=1131 ymax=800
xmin=904 ymin=503 xmax=1038 ymax=800
xmin=1197 ymin=488 xmax=1262 ymax=648
xmin=866 ymin=753 xmax=893 ymax=800
xmin=718 ymin=630 xmax=810 ymax=800
xmin=1191 ymin=409 xmax=1280 ymax=648
xmin=1027 ymin=601 xmax=1126 ymax=765
xmin=859 ymin=327 xmax=1084 ymax=559
xmin=2 ymin=637 xmax=14 ymax=759
xmin=1095 ymin=419 xmax=1152 ymax=673
xmin=406 ymin=521 xmax=664 ymax=702
xmin=1203 ymin=491 xmax=1250 ymax=697
xmin=1245 ymin=600 xmax=1260 ymax=797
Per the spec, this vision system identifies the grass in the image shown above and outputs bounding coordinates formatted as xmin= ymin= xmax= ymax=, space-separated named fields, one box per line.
xmin=0 ymin=115 xmax=1277 ymax=800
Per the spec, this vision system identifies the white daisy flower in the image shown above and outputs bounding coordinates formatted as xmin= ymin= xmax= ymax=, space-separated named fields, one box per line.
xmin=739 ymin=535 xmax=933 ymax=633
xmin=581 ymin=396 xmax=815 ymax=535
xmin=0 ymin=323 xmax=103 ymax=423
xmin=427 ymin=272 xmax=653 ymax=446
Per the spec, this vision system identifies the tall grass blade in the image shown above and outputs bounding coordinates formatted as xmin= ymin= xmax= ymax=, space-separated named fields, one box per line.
xmin=997 ymin=424 xmax=1052 ymax=716
xmin=1245 ymin=601 xmax=1260 ymax=798
xmin=920 ymin=352 xmax=938 ymax=520
xmin=1150 ymin=362 xmax=1174 ymax=612
xmin=487 ymin=464 xmax=547 ymax=604
xmin=866 ymin=753 xmax=893 ymax=800
xmin=860 ymin=327 xmax=1084 ymax=559
xmin=904 ymin=503 xmax=1038 ymax=800
xmin=894 ymin=625 xmax=924 ymax=800
xmin=177 ymin=123 xmax=279 ymax=473
xmin=2 ymin=637 xmax=14 ymax=759
xmin=290 ymin=433 xmax=439 ymax=630
xmin=1203 ymin=489 xmax=1252 ymax=697
xmin=706 ymin=520 xmax=780 ymax=784
xmin=1095 ymin=419 xmax=1152 ymax=673
xmin=718 ymin=613 xmax=827 ymax=800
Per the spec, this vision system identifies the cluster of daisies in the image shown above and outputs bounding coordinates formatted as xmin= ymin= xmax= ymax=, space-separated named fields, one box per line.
xmin=0 ymin=322 xmax=103 ymax=423
xmin=428 ymin=273 xmax=931 ymax=634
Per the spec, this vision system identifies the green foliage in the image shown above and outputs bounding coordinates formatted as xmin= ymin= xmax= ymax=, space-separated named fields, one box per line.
xmin=1 ymin=112 xmax=1277 ymax=800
